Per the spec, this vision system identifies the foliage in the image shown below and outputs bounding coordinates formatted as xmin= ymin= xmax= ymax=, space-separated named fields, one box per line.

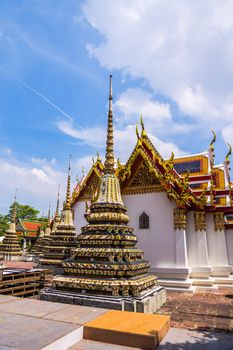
xmin=6 ymin=202 xmax=40 ymax=221
xmin=0 ymin=214 xmax=9 ymax=236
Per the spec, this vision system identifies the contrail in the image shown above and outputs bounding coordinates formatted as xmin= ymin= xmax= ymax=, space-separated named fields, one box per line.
xmin=0 ymin=65 xmax=83 ymax=130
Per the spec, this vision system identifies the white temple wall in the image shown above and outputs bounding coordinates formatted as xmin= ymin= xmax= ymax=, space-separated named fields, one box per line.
xmin=73 ymin=201 xmax=87 ymax=235
xmin=123 ymin=192 xmax=177 ymax=268
xmin=186 ymin=211 xmax=197 ymax=266
xmin=225 ymin=229 xmax=233 ymax=266
xmin=206 ymin=213 xmax=229 ymax=266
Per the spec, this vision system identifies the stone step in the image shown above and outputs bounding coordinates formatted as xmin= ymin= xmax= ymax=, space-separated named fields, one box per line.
xmin=84 ymin=310 xmax=170 ymax=349
xmin=217 ymin=284 xmax=233 ymax=289
xmin=194 ymin=286 xmax=218 ymax=292
xmin=158 ymin=279 xmax=193 ymax=288
xmin=165 ymin=287 xmax=194 ymax=293
xmin=69 ymin=339 xmax=139 ymax=350
xmin=192 ymin=279 xmax=215 ymax=286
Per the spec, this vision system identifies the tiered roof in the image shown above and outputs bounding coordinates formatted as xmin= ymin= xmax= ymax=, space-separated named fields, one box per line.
xmin=0 ymin=200 xmax=22 ymax=259
xmin=39 ymin=159 xmax=76 ymax=267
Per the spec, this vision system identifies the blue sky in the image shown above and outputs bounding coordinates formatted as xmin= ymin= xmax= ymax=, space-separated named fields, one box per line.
xmin=0 ymin=0 xmax=233 ymax=214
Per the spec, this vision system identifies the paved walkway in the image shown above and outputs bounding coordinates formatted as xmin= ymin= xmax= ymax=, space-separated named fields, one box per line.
xmin=158 ymin=289 xmax=233 ymax=332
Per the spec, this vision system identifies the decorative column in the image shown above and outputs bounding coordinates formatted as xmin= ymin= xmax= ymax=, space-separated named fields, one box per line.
xmin=209 ymin=211 xmax=230 ymax=276
xmin=174 ymin=208 xmax=188 ymax=267
xmin=214 ymin=212 xmax=225 ymax=231
xmin=194 ymin=211 xmax=209 ymax=267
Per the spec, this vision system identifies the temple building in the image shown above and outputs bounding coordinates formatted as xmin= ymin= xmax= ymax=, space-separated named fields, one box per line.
xmin=71 ymin=82 xmax=233 ymax=292
xmin=0 ymin=200 xmax=22 ymax=261
xmin=16 ymin=218 xmax=45 ymax=251
xmin=41 ymin=75 xmax=165 ymax=313
xmin=39 ymin=160 xmax=76 ymax=272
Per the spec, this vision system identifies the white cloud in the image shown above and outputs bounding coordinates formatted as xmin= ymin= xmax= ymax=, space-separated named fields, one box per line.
xmin=57 ymin=119 xmax=186 ymax=165
xmin=57 ymin=120 xmax=106 ymax=148
xmin=222 ymin=124 xmax=233 ymax=145
xmin=82 ymin=0 xmax=233 ymax=126
xmin=0 ymin=157 xmax=67 ymax=215
xmin=115 ymin=88 xmax=171 ymax=123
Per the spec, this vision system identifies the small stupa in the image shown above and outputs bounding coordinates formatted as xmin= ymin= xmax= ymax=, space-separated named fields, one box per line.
xmin=39 ymin=158 xmax=76 ymax=272
xmin=31 ymin=203 xmax=51 ymax=256
xmin=41 ymin=76 xmax=165 ymax=312
xmin=0 ymin=195 xmax=22 ymax=261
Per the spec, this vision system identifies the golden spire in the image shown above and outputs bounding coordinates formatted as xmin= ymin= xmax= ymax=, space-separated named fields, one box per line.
xmin=47 ymin=199 xmax=51 ymax=224
xmin=55 ymin=185 xmax=60 ymax=220
xmin=11 ymin=189 xmax=17 ymax=224
xmin=64 ymin=155 xmax=72 ymax=210
xmin=104 ymin=74 xmax=115 ymax=174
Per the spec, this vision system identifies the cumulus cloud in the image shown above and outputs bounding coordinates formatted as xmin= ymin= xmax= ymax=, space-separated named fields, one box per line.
xmin=115 ymin=88 xmax=171 ymax=123
xmin=57 ymin=120 xmax=106 ymax=148
xmin=222 ymin=124 xmax=233 ymax=145
xmin=0 ymin=157 xmax=67 ymax=215
xmin=82 ymin=0 xmax=233 ymax=126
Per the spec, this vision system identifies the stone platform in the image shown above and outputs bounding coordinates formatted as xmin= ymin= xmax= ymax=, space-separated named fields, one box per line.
xmin=40 ymin=285 xmax=166 ymax=313
xmin=0 ymin=294 xmax=169 ymax=350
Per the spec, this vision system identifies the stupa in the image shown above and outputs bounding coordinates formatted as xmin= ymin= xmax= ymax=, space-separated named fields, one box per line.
xmin=41 ymin=76 xmax=165 ymax=312
xmin=39 ymin=159 xmax=76 ymax=273
xmin=0 ymin=197 xmax=22 ymax=261
xmin=31 ymin=204 xmax=51 ymax=256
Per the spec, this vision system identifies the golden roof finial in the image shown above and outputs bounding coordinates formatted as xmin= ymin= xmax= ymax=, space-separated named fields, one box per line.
xmin=11 ymin=189 xmax=17 ymax=224
xmin=104 ymin=74 xmax=115 ymax=174
xmin=210 ymin=130 xmax=216 ymax=151
xmin=136 ymin=123 xmax=140 ymax=139
xmin=225 ymin=143 xmax=232 ymax=163
xmin=64 ymin=154 xmax=72 ymax=210
xmin=96 ymin=151 xmax=101 ymax=161
xmin=140 ymin=114 xmax=147 ymax=136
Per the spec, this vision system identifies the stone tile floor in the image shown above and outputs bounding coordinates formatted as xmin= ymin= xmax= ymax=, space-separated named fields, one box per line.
xmin=158 ymin=289 xmax=233 ymax=332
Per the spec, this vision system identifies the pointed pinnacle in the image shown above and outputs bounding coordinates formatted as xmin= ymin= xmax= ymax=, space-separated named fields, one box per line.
xmin=104 ymin=74 xmax=115 ymax=174
xmin=65 ymin=155 xmax=72 ymax=210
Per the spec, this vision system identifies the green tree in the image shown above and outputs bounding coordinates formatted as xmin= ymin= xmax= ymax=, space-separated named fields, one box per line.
xmin=7 ymin=202 xmax=40 ymax=221
xmin=0 ymin=214 xmax=9 ymax=236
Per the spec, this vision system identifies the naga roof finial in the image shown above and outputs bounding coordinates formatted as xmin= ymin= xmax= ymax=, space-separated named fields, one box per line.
xmin=210 ymin=130 xmax=216 ymax=151
xmin=136 ymin=123 xmax=140 ymax=139
xmin=140 ymin=114 xmax=147 ymax=136
xmin=225 ymin=143 xmax=232 ymax=163
xmin=104 ymin=74 xmax=115 ymax=174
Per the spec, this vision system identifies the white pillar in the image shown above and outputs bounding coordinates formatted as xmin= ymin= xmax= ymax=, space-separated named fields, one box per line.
xmin=23 ymin=238 xmax=27 ymax=251
xmin=175 ymin=228 xmax=188 ymax=267
xmin=174 ymin=208 xmax=188 ymax=267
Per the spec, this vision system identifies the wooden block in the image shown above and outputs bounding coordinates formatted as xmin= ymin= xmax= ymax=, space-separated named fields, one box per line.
xmin=84 ymin=310 xmax=170 ymax=350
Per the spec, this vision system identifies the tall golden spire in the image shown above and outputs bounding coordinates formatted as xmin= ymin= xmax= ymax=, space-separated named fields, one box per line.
xmin=104 ymin=75 xmax=114 ymax=174
xmin=55 ymin=185 xmax=60 ymax=220
xmin=47 ymin=199 xmax=51 ymax=224
xmin=65 ymin=155 xmax=72 ymax=210
xmin=11 ymin=189 xmax=17 ymax=224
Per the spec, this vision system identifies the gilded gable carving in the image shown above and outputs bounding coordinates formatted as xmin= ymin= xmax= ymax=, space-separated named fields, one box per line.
xmin=122 ymin=162 xmax=163 ymax=194
xmin=79 ymin=174 xmax=100 ymax=200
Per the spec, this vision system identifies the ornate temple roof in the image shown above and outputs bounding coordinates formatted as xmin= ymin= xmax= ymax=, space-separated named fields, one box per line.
xmin=72 ymin=122 xmax=232 ymax=214
xmin=16 ymin=219 xmax=45 ymax=237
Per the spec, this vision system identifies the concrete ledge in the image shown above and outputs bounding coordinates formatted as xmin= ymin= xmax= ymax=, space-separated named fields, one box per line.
xmin=84 ymin=310 xmax=170 ymax=350
xmin=151 ymin=267 xmax=190 ymax=280
xmin=40 ymin=286 xmax=166 ymax=314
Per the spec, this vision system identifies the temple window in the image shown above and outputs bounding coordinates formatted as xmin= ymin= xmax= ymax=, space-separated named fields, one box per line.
xmin=139 ymin=212 xmax=149 ymax=229
xmin=174 ymin=160 xmax=201 ymax=174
